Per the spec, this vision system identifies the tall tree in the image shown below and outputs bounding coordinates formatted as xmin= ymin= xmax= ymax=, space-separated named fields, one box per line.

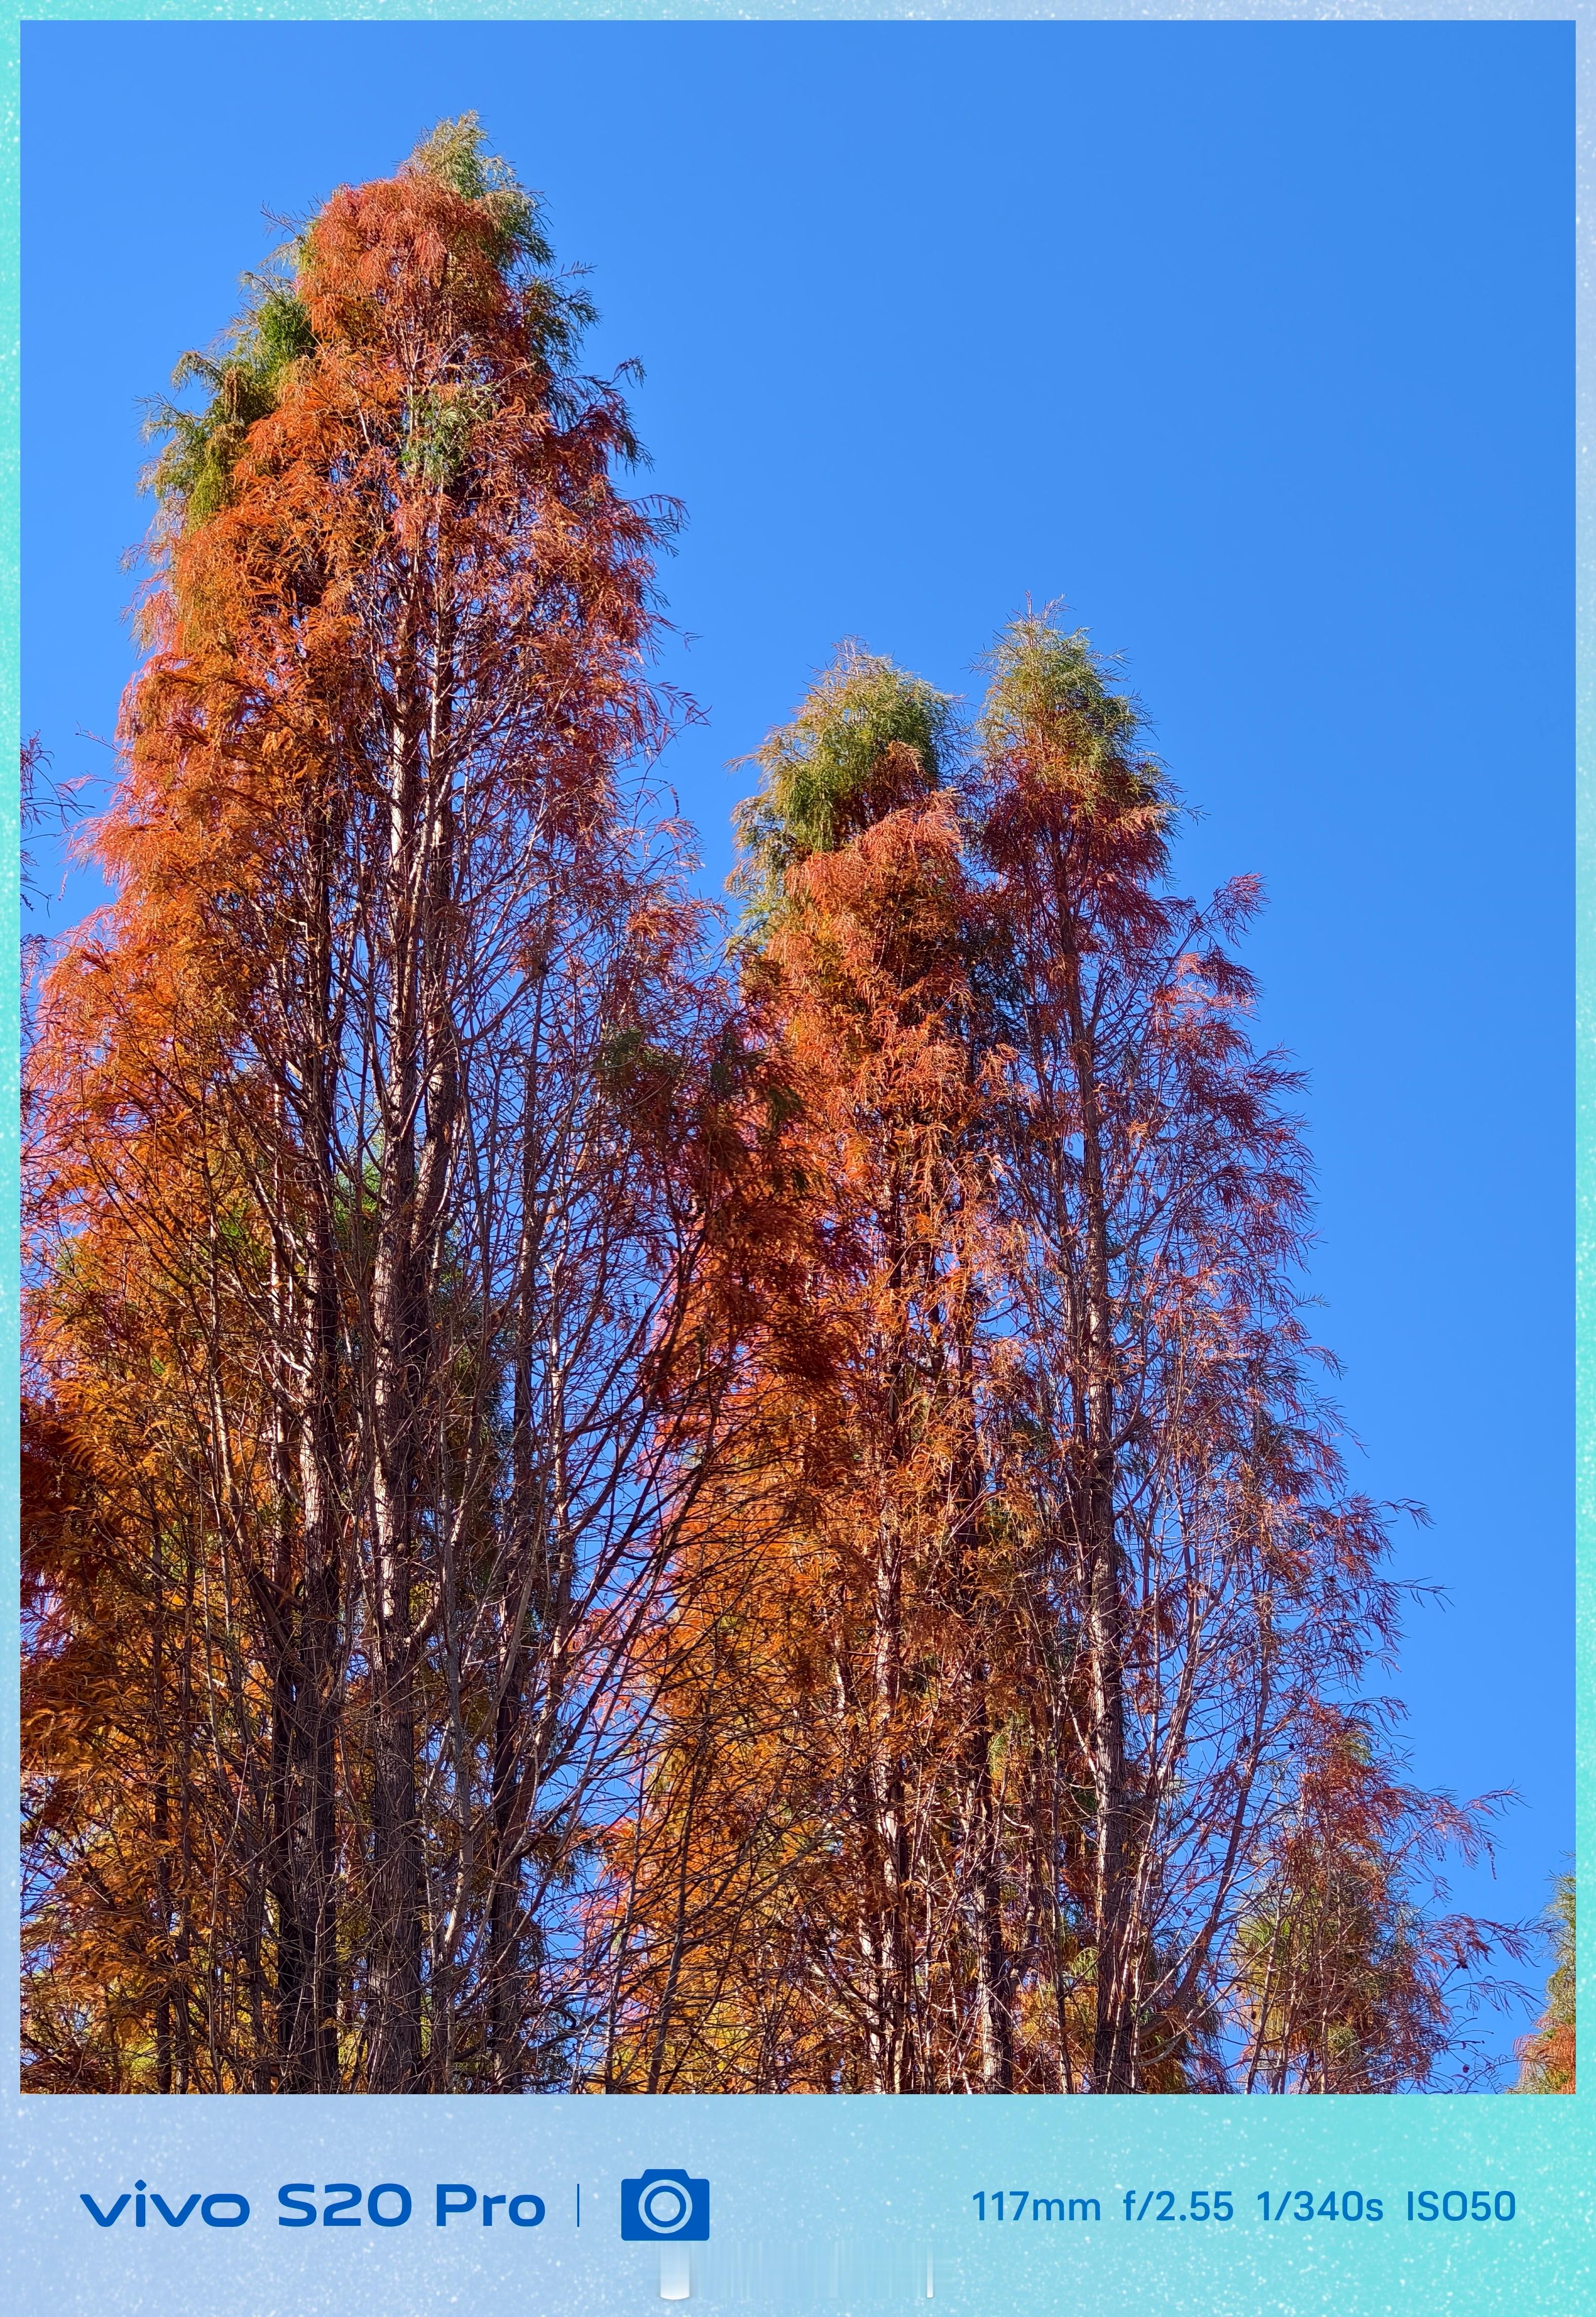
xmin=26 ymin=118 xmax=717 ymax=2091
xmin=600 ymin=647 xmax=1044 ymax=2092
xmin=976 ymin=616 xmax=1519 ymax=2089
xmin=599 ymin=622 xmax=1522 ymax=2095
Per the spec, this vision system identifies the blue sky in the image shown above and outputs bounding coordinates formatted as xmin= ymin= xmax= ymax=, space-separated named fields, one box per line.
xmin=22 ymin=19 xmax=1570 ymax=2060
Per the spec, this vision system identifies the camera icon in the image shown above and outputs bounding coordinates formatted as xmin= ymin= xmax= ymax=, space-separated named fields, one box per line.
xmin=620 ymin=2168 xmax=710 ymax=2242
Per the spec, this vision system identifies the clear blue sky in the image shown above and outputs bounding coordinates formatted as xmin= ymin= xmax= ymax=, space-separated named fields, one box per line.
xmin=22 ymin=20 xmax=1570 ymax=2061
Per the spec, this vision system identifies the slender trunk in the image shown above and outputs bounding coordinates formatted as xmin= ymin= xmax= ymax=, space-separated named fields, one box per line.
xmin=302 ymin=828 xmax=345 ymax=2093
xmin=950 ymin=1288 xmax=1012 ymax=2095
xmin=368 ymin=584 xmax=425 ymax=2091
xmin=268 ymin=823 xmax=346 ymax=2093
xmin=267 ymin=1615 xmax=309 ymax=2084
xmin=864 ymin=1147 xmax=916 ymax=2094
xmin=486 ymin=1670 xmax=525 ymax=2086
xmin=971 ymin=1699 xmax=1015 ymax=2092
xmin=150 ymin=1517 xmax=172 ymax=2094
xmin=370 ymin=532 xmax=461 ymax=2090
xmin=264 ymin=1214 xmax=310 ymax=2085
xmin=868 ymin=1517 xmax=912 ymax=2092
xmin=1057 ymin=904 xmax=1136 ymax=2093
xmin=300 ymin=1223 xmax=343 ymax=2091
xmin=174 ymin=1529 xmax=195 ymax=2094
xmin=488 ymin=842 xmax=546 ymax=2088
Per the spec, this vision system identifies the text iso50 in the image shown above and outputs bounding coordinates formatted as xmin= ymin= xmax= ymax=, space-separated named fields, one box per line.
xmin=1407 ymin=2192 xmax=1517 ymax=2223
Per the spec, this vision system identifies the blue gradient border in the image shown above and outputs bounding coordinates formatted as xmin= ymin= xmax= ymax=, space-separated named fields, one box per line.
xmin=2 ymin=9 xmax=1586 ymax=2313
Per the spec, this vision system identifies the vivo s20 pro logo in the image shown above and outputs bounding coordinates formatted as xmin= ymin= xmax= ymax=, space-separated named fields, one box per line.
xmin=80 ymin=2179 xmax=547 ymax=2230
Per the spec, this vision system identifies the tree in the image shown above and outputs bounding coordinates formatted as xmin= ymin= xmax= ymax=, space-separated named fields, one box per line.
xmin=26 ymin=117 xmax=718 ymax=2091
xmin=600 ymin=648 xmax=1063 ymax=2092
xmin=1515 ymin=1875 xmax=1575 ymax=2092
xmin=597 ymin=622 xmax=1521 ymax=2095
xmin=1235 ymin=1708 xmax=1524 ymax=2092
xmin=975 ymin=616 xmax=1521 ymax=2090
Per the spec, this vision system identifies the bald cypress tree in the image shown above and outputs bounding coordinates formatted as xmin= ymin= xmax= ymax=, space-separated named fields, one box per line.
xmin=26 ymin=118 xmax=717 ymax=2091
xmin=597 ymin=620 xmax=1522 ymax=2095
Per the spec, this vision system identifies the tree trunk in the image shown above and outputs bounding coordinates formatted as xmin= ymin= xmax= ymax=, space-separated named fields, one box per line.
xmin=367 ymin=593 xmax=425 ymax=2091
xmin=1059 ymin=914 xmax=1136 ymax=2093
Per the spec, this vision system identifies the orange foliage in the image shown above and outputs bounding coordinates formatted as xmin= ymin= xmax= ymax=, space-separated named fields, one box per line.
xmin=593 ymin=633 xmax=1528 ymax=2094
xmin=23 ymin=129 xmax=1528 ymax=2096
xmin=25 ymin=119 xmax=709 ymax=2092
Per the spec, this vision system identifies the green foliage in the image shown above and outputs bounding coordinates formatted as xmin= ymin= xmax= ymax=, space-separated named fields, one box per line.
xmin=145 ymin=115 xmax=588 ymax=528
xmin=144 ymin=286 xmax=314 ymax=526
xmin=405 ymin=114 xmax=601 ymax=376
xmin=405 ymin=110 xmax=552 ymax=269
xmin=979 ymin=612 xmax=1167 ymax=815
xmin=401 ymin=381 xmax=496 ymax=489
xmin=732 ymin=643 xmax=955 ymax=932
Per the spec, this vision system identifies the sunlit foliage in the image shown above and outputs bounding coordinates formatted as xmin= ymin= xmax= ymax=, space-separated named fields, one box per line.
xmin=22 ymin=125 xmax=1530 ymax=2097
